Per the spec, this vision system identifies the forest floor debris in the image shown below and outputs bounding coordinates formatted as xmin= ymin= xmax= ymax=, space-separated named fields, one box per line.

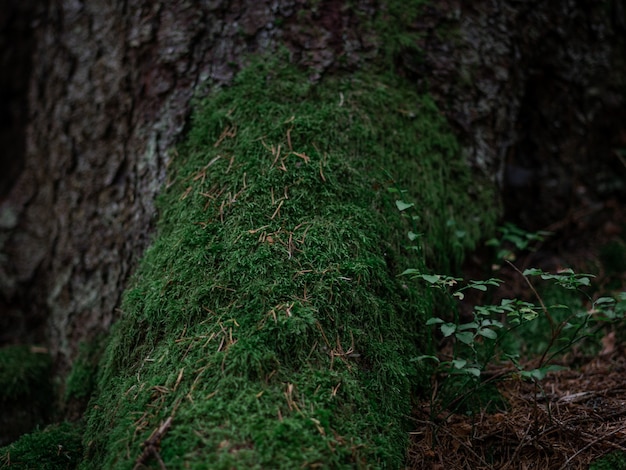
xmin=408 ymin=348 xmax=626 ymax=469
xmin=408 ymin=200 xmax=626 ymax=469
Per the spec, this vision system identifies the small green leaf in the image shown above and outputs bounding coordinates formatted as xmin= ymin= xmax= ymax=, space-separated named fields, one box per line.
xmin=457 ymin=322 xmax=478 ymax=331
xmin=520 ymin=365 xmax=567 ymax=381
xmin=455 ymin=331 xmax=474 ymax=345
xmin=451 ymin=359 xmax=467 ymax=369
xmin=443 ymin=277 xmax=460 ymax=287
xmin=421 ymin=274 xmax=441 ymax=284
xmin=463 ymin=367 xmax=481 ymax=377
xmin=549 ymin=304 xmax=570 ymax=311
xmin=411 ymin=355 xmax=440 ymax=363
xmin=485 ymin=238 xmax=499 ymax=247
xmin=426 ymin=317 xmax=444 ymax=326
xmin=595 ymin=297 xmax=616 ymax=305
xmin=395 ymin=200 xmax=414 ymax=211
xmin=523 ymin=268 xmax=543 ymax=276
xmin=470 ymin=284 xmax=488 ymax=291
xmin=481 ymin=319 xmax=503 ymax=329
xmin=453 ymin=291 xmax=465 ymax=300
xmin=543 ymin=365 xmax=568 ymax=374
xmin=475 ymin=305 xmax=501 ymax=316
xmin=408 ymin=231 xmax=421 ymax=241
xmin=478 ymin=328 xmax=497 ymax=340
xmin=530 ymin=369 xmax=546 ymax=380
xmin=519 ymin=369 xmax=544 ymax=380
xmin=400 ymin=268 xmax=420 ymax=276
xmin=440 ymin=323 xmax=456 ymax=337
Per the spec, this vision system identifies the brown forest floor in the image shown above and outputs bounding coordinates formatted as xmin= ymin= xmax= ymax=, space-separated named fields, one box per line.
xmin=406 ymin=196 xmax=626 ymax=469
xmin=407 ymin=345 xmax=626 ymax=469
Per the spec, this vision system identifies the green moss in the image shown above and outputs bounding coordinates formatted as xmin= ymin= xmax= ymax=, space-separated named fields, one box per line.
xmin=590 ymin=451 xmax=626 ymax=470
xmin=374 ymin=0 xmax=429 ymax=71
xmin=65 ymin=338 xmax=105 ymax=403
xmin=0 ymin=422 xmax=83 ymax=470
xmin=0 ymin=345 xmax=52 ymax=403
xmin=0 ymin=345 xmax=53 ymax=446
xmin=81 ymin=56 xmax=497 ymax=468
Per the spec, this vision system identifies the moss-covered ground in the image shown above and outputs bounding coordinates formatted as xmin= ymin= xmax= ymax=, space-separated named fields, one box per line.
xmin=0 ymin=345 xmax=53 ymax=448
xmin=74 ymin=56 xmax=495 ymax=469
xmin=0 ymin=345 xmax=52 ymax=407
xmin=0 ymin=422 xmax=83 ymax=470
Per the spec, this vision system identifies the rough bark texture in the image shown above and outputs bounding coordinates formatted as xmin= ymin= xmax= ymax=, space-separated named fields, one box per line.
xmin=417 ymin=0 xmax=626 ymax=227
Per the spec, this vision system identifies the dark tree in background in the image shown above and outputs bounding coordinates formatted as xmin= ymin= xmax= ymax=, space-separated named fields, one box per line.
xmin=0 ymin=0 xmax=625 ymax=462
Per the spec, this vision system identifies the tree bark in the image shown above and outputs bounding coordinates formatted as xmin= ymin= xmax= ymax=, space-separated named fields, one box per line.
xmin=418 ymin=0 xmax=626 ymax=228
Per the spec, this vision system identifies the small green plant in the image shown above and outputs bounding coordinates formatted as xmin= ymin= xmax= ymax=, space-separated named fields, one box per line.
xmin=412 ymin=262 xmax=625 ymax=418
xmin=485 ymin=222 xmax=550 ymax=263
xmin=394 ymin=191 xmax=626 ymax=418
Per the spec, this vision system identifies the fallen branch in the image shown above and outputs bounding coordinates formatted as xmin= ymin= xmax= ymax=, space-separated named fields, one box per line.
xmin=133 ymin=416 xmax=173 ymax=470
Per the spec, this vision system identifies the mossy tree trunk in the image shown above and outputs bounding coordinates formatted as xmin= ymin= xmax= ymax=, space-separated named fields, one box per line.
xmin=0 ymin=0 xmax=398 ymax=375
xmin=1 ymin=0 xmax=624 ymax=467
xmin=79 ymin=58 xmax=495 ymax=467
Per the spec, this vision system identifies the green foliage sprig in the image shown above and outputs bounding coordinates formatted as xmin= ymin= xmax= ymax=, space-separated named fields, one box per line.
xmin=394 ymin=190 xmax=626 ymax=417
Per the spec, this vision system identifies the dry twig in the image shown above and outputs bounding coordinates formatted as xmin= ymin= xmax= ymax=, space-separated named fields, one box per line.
xmin=133 ymin=416 xmax=173 ymax=470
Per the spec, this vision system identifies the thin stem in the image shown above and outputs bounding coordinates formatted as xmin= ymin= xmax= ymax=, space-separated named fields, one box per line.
xmin=505 ymin=260 xmax=565 ymax=368
xmin=505 ymin=260 xmax=555 ymax=330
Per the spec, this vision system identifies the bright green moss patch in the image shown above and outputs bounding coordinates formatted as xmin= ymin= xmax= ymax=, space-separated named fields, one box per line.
xmin=81 ymin=58 xmax=497 ymax=468
xmin=0 ymin=422 xmax=83 ymax=470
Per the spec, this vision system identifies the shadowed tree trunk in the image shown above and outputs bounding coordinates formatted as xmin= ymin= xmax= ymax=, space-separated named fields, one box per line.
xmin=0 ymin=0 xmax=624 ymax=466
